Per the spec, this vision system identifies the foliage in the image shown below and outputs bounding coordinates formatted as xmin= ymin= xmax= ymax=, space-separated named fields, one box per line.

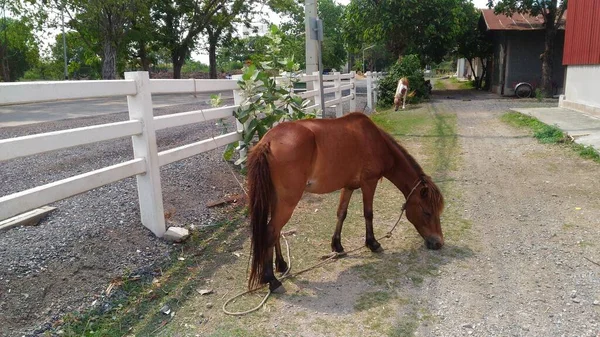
xmin=455 ymin=1 xmax=493 ymax=89
xmin=377 ymin=55 xmax=428 ymax=108
xmin=152 ymin=0 xmax=226 ymax=78
xmin=182 ymin=60 xmax=209 ymax=73
xmin=0 ymin=16 xmax=40 ymax=81
xmin=343 ymin=0 xmax=468 ymax=63
xmin=488 ymin=0 xmax=567 ymax=96
xmin=204 ymin=0 xmax=255 ymax=78
xmin=318 ymin=0 xmax=346 ymax=70
xmin=231 ymin=25 xmax=315 ymax=165
xmin=216 ymin=35 xmax=271 ymax=73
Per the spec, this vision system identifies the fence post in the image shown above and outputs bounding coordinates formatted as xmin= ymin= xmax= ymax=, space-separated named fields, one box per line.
xmin=312 ymin=71 xmax=323 ymax=118
xmin=373 ymin=72 xmax=378 ymax=110
xmin=350 ymin=71 xmax=356 ymax=112
xmin=334 ymin=72 xmax=343 ymax=118
xmin=125 ymin=71 xmax=166 ymax=237
xmin=366 ymin=71 xmax=373 ymax=111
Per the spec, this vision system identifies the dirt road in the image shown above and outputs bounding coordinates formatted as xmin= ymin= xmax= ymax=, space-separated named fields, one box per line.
xmin=419 ymin=90 xmax=600 ymax=336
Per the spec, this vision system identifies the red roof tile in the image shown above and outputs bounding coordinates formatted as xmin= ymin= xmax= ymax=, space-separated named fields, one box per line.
xmin=481 ymin=8 xmax=566 ymax=31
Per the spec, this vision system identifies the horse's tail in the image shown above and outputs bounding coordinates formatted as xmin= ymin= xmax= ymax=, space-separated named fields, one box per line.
xmin=247 ymin=141 xmax=273 ymax=290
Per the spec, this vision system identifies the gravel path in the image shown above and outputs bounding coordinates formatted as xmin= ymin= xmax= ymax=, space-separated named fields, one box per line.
xmin=417 ymin=90 xmax=600 ymax=336
xmin=0 ymin=99 xmax=246 ymax=337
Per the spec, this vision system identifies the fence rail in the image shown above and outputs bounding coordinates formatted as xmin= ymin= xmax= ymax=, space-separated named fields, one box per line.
xmin=0 ymin=71 xmax=356 ymax=237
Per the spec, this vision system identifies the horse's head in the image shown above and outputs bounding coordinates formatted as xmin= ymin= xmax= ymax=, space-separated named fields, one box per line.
xmin=404 ymin=175 xmax=444 ymax=250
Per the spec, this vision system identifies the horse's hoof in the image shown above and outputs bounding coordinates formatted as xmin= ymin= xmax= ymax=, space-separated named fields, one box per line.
xmin=269 ymin=280 xmax=286 ymax=294
xmin=367 ymin=241 xmax=383 ymax=253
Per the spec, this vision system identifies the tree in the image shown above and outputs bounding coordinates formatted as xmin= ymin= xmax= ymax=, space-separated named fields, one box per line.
xmin=204 ymin=0 xmax=253 ymax=79
xmin=318 ymin=0 xmax=346 ymax=70
xmin=456 ymin=1 xmax=493 ymax=89
xmin=56 ymin=0 xmax=138 ymax=79
xmin=343 ymin=0 xmax=469 ymax=63
xmin=153 ymin=0 xmax=226 ymax=79
xmin=0 ymin=16 xmax=40 ymax=81
xmin=487 ymin=0 xmax=567 ymax=96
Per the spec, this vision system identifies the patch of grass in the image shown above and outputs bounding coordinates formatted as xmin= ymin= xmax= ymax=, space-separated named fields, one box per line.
xmin=501 ymin=111 xmax=566 ymax=143
xmin=433 ymin=80 xmax=446 ymax=90
xmin=389 ymin=318 xmax=419 ymax=337
xmin=449 ymin=77 xmax=475 ymax=89
xmin=502 ymin=111 xmax=600 ymax=163
xmin=574 ymin=144 xmax=600 ymax=162
xmin=354 ymin=291 xmax=392 ymax=311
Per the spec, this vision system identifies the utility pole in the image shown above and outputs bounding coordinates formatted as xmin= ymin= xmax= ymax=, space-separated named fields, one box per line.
xmin=305 ymin=0 xmax=318 ymax=75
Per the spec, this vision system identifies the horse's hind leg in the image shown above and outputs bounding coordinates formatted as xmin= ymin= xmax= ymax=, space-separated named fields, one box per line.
xmin=265 ymin=199 xmax=299 ymax=291
xmin=361 ymin=179 xmax=382 ymax=252
xmin=274 ymin=237 xmax=288 ymax=273
xmin=331 ymin=188 xmax=354 ymax=253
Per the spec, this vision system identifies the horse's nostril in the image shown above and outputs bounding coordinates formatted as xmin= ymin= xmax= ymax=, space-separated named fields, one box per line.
xmin=425 ymin=237 xmax=443 ymax=250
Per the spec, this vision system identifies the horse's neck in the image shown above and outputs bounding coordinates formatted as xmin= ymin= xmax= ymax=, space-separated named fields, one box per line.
xmin=383 ymin=144 xmax=421 ymax=198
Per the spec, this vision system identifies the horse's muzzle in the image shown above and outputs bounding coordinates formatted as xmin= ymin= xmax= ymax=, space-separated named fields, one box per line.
xmin=425 ymin=236 xmax=443 ymax=250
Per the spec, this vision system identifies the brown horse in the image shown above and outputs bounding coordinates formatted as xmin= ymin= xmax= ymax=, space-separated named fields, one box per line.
xmin=246 ymin=112 xmax=444 ymax=291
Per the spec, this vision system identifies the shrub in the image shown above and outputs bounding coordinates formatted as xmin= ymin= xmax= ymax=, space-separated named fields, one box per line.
xmin=377 ymin=55 xmax=428 ymax=108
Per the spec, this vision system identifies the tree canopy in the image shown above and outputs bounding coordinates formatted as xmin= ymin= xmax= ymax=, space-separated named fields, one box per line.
xmin=344 ymin=0 xmax=471 ymax=64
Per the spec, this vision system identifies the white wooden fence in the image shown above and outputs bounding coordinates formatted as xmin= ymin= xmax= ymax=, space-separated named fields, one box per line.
xmin=366 ymin=71 xmax=385 ymax=111
xmin=0 ymin=71 xmax=356 ymax=237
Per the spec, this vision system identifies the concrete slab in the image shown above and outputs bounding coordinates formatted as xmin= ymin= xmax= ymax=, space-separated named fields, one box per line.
xmin=511 ymin=107 xmax=600 ymax=152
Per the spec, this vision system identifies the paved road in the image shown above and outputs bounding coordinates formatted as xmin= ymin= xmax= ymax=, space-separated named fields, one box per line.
xmin=0 ymin=92 xmax=232 ymax=127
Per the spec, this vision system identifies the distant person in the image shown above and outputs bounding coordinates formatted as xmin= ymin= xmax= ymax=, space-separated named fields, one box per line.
xmin=394 ymin=77 xmax=409 ymax=111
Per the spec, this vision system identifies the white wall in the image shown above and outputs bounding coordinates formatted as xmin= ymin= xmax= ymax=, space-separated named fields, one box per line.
xmin=561 ymin=65 xmax=600 ymax=117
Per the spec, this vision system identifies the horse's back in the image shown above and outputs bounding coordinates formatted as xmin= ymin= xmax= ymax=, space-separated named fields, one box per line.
xmin=260 ymin=113 xmax=391 ymax=194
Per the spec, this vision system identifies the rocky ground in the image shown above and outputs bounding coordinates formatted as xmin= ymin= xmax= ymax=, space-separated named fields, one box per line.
xmin=0 ymin=99 xmax=245 ymax=337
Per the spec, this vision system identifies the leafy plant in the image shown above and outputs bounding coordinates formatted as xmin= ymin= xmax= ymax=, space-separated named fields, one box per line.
xmin=377 ymin=54 xmax=428 ymax=108
xmin=230 ymin=25 xmax=315 ymax=166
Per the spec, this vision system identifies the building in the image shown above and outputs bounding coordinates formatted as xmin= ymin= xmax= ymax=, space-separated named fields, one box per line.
xmin=480 ymin=9 xmax=566 ymax=96
xmin=560 ymin=0 xmax=600 ymax=116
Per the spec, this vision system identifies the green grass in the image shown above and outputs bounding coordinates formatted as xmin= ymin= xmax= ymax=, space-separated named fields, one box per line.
xmin=433 ymin=80 xmax=446 ymax=90
xmin=502 ymin=111 xmax=600 ymax=163
xmin=354 ymin=291 xmax=393 ymax=311
xmin=449 ymin=77 xmax=475 ymax=89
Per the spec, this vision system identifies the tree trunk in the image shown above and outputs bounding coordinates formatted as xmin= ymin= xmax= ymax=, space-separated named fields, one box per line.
xmin=0 ymin=42 xmax=10 ymax=81
xmin=172 ymin=47 xmax=187 ymax=79
xmin=102 ymin=40 xmax=117 ymax=79
xmin=139 ymin=41 xmax=151 ymax=72
xmin=208 ymin=37 xmax=218 ymax=79
xmin=540 ymin=28 xmax=556 ymax=97
xmin=466 ymin=58 xmax=480 ymax=89
xmin=484 ymin=58 xmax=492 ymax=91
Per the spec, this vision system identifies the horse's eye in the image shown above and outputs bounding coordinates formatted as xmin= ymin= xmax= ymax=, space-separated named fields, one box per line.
xmin=423 ymin=211 xmax=432 ymax=217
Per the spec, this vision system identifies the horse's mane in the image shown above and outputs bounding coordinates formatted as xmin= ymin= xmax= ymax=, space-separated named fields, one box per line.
xmin=378 ymin=128 xmax=444 ymax=214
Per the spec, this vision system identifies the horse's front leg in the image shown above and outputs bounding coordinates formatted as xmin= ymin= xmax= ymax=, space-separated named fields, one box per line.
xmin=331 ymin=188 xmax=354 ymax=253
xmin=402 ymin=93 xmax=407 ymax=110
xmin=361 ymin=180 xmax=382 ymax=252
